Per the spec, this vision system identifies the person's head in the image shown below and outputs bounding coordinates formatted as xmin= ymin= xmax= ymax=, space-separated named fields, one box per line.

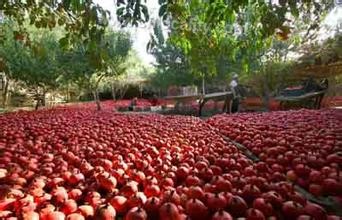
xmin=232 ymin=73 xmax=238 ymax=80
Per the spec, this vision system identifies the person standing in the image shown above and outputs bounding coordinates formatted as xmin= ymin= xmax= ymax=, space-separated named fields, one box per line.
xmin=150 ymin=94 xmax=159 ymax=106
xmin=230 ymin=73 xmax=240 ymax=113
xmin=128 ymin=97 xmax=138 ymax=111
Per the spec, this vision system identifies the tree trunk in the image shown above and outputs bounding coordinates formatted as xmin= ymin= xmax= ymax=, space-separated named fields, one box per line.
xmin=93 ymin=89 xmax=101 ymax=111
xmin=66 ymin=84 xmax=70 ymax=102
xmin=96 ymin=90 xmax=101 ymax=110
xmin=202 ymin=76 xmax=206 ymax=95
xmin=41 ymin=90 xmax=46 ymax=107
xmin=2 ymin=77 xmax=9 ymax=108
xmin=111 ymin=84 xmax=116 ymax=101
xmin=119 ymin=88 xmax=124 ymax=99
xmin=35 ymin=94 xmax=40 ymax=110
xmin=261 ymin=95 xmax=270 ymax=111
xmin=93 ymin=74 xmax=106 ymax=110
xmin=119 ymin=85 xmax=128 ymax=99
xmin=262 ymin=76 xmax=270 ymax=111
xmin=139 ymin=84 xmax=143 ymax=98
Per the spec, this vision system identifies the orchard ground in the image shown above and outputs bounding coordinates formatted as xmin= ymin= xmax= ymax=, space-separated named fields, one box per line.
xmin=0 ymin=99 xmax=341 ymax=219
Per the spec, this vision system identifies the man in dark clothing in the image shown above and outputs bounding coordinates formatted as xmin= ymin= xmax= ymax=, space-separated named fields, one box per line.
xmin=230 ymin=73 xmax=241 ymax=113
xmin=128 ymin=97 xmax=137 ymax=111
xmin=150 ymin=95 xmax=159 ymax=106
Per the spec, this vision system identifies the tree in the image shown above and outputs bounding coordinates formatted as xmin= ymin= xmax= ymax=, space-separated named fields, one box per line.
xmin=1 ymin=18 xmax=132 ymax=110
xmin=100 ymin=51 xmax=153 ymax=100
xmin=2 ymin=1 xmax=334 ymax=54
xmin=59 ymin=30 xmax=132 ymax=110
xmin=118 ymin=1 xmax=333 ymax=67
xmin=148 ymin=20 xmax=194 ymax=91
xmin=0 ymin=22 xmax=61 ymax=109
xmin=116 ymin=1 xmax=332 ymax=29
xmin=1 ymin=0 xmax=336 ymax=108
xmin=1 ymin=1 xmax=115 ymax=87
xmin=0 ymin=22 xmax=14 ymax=107
xmin=242 ymin=6 xmax=341 ymax=110
xmin=1 ymin=0 xmax=110 ymax=49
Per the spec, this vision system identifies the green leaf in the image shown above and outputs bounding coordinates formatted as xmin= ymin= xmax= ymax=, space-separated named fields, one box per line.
xmin=290 ymin=7 xmax=299 ymax=18
xmin=141 ymin=5 xmax=149 ymax=22
xmin=288 ymin=0 xmax=299 ymax=17
xmin=29 ymin=14 xmax=36 ymax=25
xmin=59 ymin=36 xmax=69 ymax=49
xmin=35 ymin=22 xmax=41 ymax=28
xmin=159 ymin=4 xmax=167 ymax=17
xmin=63 ymin=0 xmax=71 ymax=10
xmin=71 ymin=0 xmax=81 ymax=11
xmin=117 ymin=7 xmax=125 ymax=16
xmin=58 ymin=17 xmax=66 ymax=26
xmin=41 ymin=19 xmax=48 ymax=28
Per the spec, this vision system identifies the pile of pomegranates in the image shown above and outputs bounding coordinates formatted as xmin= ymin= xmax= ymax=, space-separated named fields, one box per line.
xmin=58 ymin=99 xmax=152 ymax=112
xmin=207 ymin=109 xmax=342 ymax=199
xmin=0 ymin=108 xmax=340 ymax=219
xmin=113 ymin=99 xmax=152 ymax=110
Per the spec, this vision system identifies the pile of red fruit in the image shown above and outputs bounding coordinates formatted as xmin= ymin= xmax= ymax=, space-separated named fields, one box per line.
xmin=60 ymin=101 xmax=117 ymax=111
xmin=113 ymin=99 xmax=152 ymax=111
xmin=60 ymin=99 xmax=153 ymax=112
xmin=0 ymin=108 xmax=340 ymax=219
xmin=207 ymin=109 xmax=342 ymax=199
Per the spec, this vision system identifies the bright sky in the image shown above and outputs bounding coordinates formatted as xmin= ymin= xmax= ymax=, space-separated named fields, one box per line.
xmin=319 ymin=6 xmax=342 ymax=40
xmin=93 ymin=0 xmax=159 ymax=66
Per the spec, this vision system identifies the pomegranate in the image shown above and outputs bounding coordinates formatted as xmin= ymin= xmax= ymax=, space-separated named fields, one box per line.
xmin=95 ymin=204 xmax=116 ymax=220
xmin=246 ymin=208 xmax=266 ymax=220
xmin=159 ymin=202 xmax=181 ymax=220
xmin=185 ymin=199 xmax=208 ymax=220
xmin=211 ymin=210 xmax=233 ymax=220
xmin=282 ymin=201 xmax=304 ymax=219
xmin=227 ymin=195 xmax=248 ymax=217
xmin=109 ymin=196 xmax=128 ymax=214
xmin=125 ymin=207 xmax=148 ymax=220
